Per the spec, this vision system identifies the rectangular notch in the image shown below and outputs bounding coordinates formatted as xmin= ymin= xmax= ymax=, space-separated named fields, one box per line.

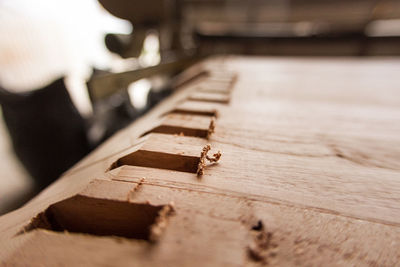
xmin=143 ymin=113 xmax=213 ymax=138
xmin=110 ymin=150 xmax=199 ymax=173
xmin=24 ymin=195 xmax=171 ymax=241
xmin=188 ymin=92 xmax=230 ymax=104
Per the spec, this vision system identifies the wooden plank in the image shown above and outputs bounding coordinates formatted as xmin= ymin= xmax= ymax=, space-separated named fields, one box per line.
xmin=1 ymin=56 xmax=400 ymax=266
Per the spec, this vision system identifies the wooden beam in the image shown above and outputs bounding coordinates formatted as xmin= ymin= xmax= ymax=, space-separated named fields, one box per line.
xmin=1 ymin=56 xmax=400 ymax=266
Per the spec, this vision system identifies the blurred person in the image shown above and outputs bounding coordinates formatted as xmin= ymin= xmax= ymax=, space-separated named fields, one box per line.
xmin=0 ymin=0 xmax=131 ymax=192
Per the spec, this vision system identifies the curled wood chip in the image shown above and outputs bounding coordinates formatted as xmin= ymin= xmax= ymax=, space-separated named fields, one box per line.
xmin=197 ymin=144 xmax=222 ymax=177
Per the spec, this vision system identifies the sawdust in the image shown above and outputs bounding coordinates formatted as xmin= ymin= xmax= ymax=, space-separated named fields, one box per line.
xmin=197 ymin=144 xmax=211 ymax=176
xmin=207 ymin=117 xmax=216 ymax=139
xmin=127 ymin=178 xmax=145 ymax=201
xmin=149 ymin=203 xmax=175 ymax=242
xmin=196 ymin=144 xmax=222 ymax=177
xmin=247 ymin=222 xmax=278 ymax=264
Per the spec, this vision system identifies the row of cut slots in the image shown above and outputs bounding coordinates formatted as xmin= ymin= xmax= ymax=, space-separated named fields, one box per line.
xmin=19 ymin=72 xmax=236 ymax=244
xmin=141 ymin=73 xmax=236 ymax=138
xmin=109 ymin=73 xmax=237 ymax=173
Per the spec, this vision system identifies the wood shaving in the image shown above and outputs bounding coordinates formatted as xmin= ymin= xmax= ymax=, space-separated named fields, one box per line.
xmin=206 ymin=151 xmax=222 ymax=163
xmin=197 ymin=144 xmax=222 ymax=177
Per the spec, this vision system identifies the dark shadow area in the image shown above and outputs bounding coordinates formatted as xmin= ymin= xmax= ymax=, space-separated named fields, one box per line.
xmin=0 ymin=78 xmax=90 ymax=189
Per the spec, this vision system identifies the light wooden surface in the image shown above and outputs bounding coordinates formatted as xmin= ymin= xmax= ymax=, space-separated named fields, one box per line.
xmin=1 ymin=56 xmax=400 ymax=266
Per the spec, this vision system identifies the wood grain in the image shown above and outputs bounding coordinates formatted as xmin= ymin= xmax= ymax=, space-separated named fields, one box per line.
xmin=1 ymin=56 xmax=400 ymax=266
